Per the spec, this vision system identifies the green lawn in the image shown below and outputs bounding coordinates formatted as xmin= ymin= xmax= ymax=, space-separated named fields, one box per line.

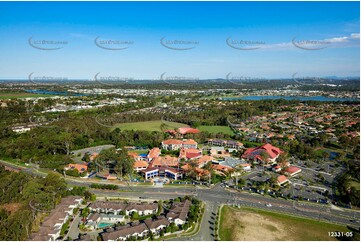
xmin=219 ymin=205 xmax=355 ymax=241
xmin=112 ymin=120 xmax=188 ymax=132
xmin=0 ymin=92 xmax=53 ymax=99
xmin=132 ymin=149 xmax=149 ymax=155
xmin=198 ymin=125 xmax=234 ymax=135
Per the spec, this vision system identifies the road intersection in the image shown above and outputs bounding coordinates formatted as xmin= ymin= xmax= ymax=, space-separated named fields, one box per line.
xmin=1 ymin=159 xmax=359 ymax=241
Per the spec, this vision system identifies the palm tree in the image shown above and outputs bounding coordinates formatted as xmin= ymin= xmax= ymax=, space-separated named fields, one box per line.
xmin=259 ymin=151 xmax=270 ymax=164
xmin=114 ymin=150 xmax=134 ymax=181
xmin=278 ymin=152 xmax=288 ymax=168
xmin=187 ymin=161 xmax=199 ymax=180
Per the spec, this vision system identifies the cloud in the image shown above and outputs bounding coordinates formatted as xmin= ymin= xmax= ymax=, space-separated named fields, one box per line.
xmin=232 ymin=33 xmax=360 ymax=51
xmin=325 ymin=33 xmax=359 ymax=43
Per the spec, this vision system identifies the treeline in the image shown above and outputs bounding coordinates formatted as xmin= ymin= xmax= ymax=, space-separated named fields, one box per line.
xmin=90 ymin=183 xmax=118 ymax=190
xmin=0 ymin=166 xmax=92 ymax=240
xmin=334 ymin=160 xmax=360 ymax=207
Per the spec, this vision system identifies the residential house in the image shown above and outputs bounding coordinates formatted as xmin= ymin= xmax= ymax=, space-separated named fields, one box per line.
xmin=207 ymin=139 xmax=243 ymax=149
xmin=182 ymin=139 xmax=198 ymax=149
xmin=285 ymin=166 xmax=302 ymax=177
xmin=86 ymin=213 xmax=125 ymax=230
xmin=96 ymin=171 xmax=117 ymax=180
xmin=272 ymin=165 xmax=282 ymax=172
xmin=88 ymin=201 xmax=128 ymax=215
xmin=65 ymin=163 xmax=88 ymax=173
xmin=179 ymin=148 xmax=202 ymax=160
xmin=166 ymin=200 xmax=191 ymax=225
xmin=29 ymin=196 xmax=82 ymax=241
xmin=197 ymin=155 xmax=214 ymax=168
xmin=88 ymin=201 xmax=158 ymax=216
xmin=125 ymin=202 xmax=158 ymax=216
xmin=210 ymin=149 xmax=231 ymax=158
xmin=212 ymin=164 xmax=233 ymax=175
xmin=277 ymin=175 xmax=289 ymax=186
xmin=144 ymin=216 xmax=170 ymax=234
xmin=101 ymin=223 xmax=149 ymax=241
xmin=161 ymin=139 xmax=183 ymax=150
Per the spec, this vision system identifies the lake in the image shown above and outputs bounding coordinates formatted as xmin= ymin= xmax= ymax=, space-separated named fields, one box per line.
xmin=221 ymin=95 xmax=359 ymax=102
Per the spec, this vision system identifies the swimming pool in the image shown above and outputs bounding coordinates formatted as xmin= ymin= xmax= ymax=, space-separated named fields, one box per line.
xmin=97 ymin=222 xmax=113 ymax=229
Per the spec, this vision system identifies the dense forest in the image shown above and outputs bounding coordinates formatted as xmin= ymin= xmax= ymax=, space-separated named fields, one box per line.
xmin=0 ymin=166 xmax=91 ymax=240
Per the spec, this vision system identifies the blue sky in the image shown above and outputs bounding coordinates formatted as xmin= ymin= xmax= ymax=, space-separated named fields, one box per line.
xmin=0 ymin=1 xmax=359 ymax=79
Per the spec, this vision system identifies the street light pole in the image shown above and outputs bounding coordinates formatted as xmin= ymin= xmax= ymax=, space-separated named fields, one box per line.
xmin=235 ymin=176 xmax=238 ymax=191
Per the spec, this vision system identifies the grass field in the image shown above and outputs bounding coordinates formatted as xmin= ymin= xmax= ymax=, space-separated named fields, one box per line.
xmin=198 ymin=125 xmax=234 ymax=135
xmin=219 ymin=205 xmax=355 ymax=241
xmin=0 ymin=92 xmax=53 ymax=99
xmin=112 ymin=120 xmax=188 ymax=132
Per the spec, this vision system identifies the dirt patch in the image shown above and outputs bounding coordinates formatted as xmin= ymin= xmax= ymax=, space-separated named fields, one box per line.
xmin=0 ymin=203 xmax=22 ymax=214
xmin=219 ymin=206 xmax=349 ymax=241
xmin=224 ymin=208 xmax=287 ymax=240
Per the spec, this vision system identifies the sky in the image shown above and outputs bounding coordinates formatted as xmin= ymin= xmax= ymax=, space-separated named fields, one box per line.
xmin=0 ymin=1 xmax=359 ymax=80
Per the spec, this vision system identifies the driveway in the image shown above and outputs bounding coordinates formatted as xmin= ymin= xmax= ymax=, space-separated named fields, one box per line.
xmin=65 ymin=213 xmax=81 ymax=240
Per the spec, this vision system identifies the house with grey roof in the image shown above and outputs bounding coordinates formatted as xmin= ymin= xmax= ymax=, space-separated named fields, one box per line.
xmin=144 ymin=216 xmax=169 ymax=234
xmin=101 ymin=223 xmax=149 ymax=241
xmin=29 ymin=196 xmax=83 ymax=241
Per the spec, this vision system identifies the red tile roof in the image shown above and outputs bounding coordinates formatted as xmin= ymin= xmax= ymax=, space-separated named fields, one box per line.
xmin=182 ymin=139 xmax=197 ymax=145
xmin=242 ymin=143 xmax=283 ymax=161
xmin=152 ymin=155 xmax=179 ymax=167
xmin=67 ymin=164 xmax=88 ymax=173
xmin=128 ymin=151 xmax=139 ymax=159
xmin=179 ymin=148 xmax=202 ymax=159
xmin=197 ymin=155 xmax=214 ymax=166
xmin=148 ymin=147 xmax=161 ymax=159
xmin=178 ymin=127 xmax=200 ymax=134
xmin=162 ymin=139 xmax=183 ymax=145
xmin=277 ymin=175 xmax=288 ymax=184
xmin=285 ymin=166 xmax=301 ymax=174
xmin=212 ymin=164 xmax=232 ymax=172
xmin=133 ymin=160 xmax=148 ymax=168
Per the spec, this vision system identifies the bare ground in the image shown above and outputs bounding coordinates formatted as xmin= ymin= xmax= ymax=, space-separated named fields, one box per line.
xmin=222 ymin=208 xmax=288 ymax=241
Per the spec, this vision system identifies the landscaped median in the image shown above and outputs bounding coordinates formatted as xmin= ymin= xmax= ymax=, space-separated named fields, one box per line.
xmin=217 ymin=205 xmax=358 ymax=241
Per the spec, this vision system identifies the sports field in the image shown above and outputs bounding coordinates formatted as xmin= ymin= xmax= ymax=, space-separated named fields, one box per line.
xmin=198 ymin=125 xmax=234 ymax=135
xmin=219 ymin=205 xmax=354 ymax=241
xmin=112 ymin=120 xmax=188 ymax=132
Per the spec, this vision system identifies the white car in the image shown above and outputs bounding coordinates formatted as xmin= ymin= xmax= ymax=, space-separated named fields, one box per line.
xmin=266 ymin=203 xmax=272 ymax=207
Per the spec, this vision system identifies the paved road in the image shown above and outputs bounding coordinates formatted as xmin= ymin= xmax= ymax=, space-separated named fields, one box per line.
xmin=71 ymin=145 xmax=115 ymax=164
xmin=65 ymin=213 xmax=81 ymax=241
xmin=1 ymin=159 xmax=359 ymax=241
xmin=89 ymin=183 xmax=360 ymax=241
